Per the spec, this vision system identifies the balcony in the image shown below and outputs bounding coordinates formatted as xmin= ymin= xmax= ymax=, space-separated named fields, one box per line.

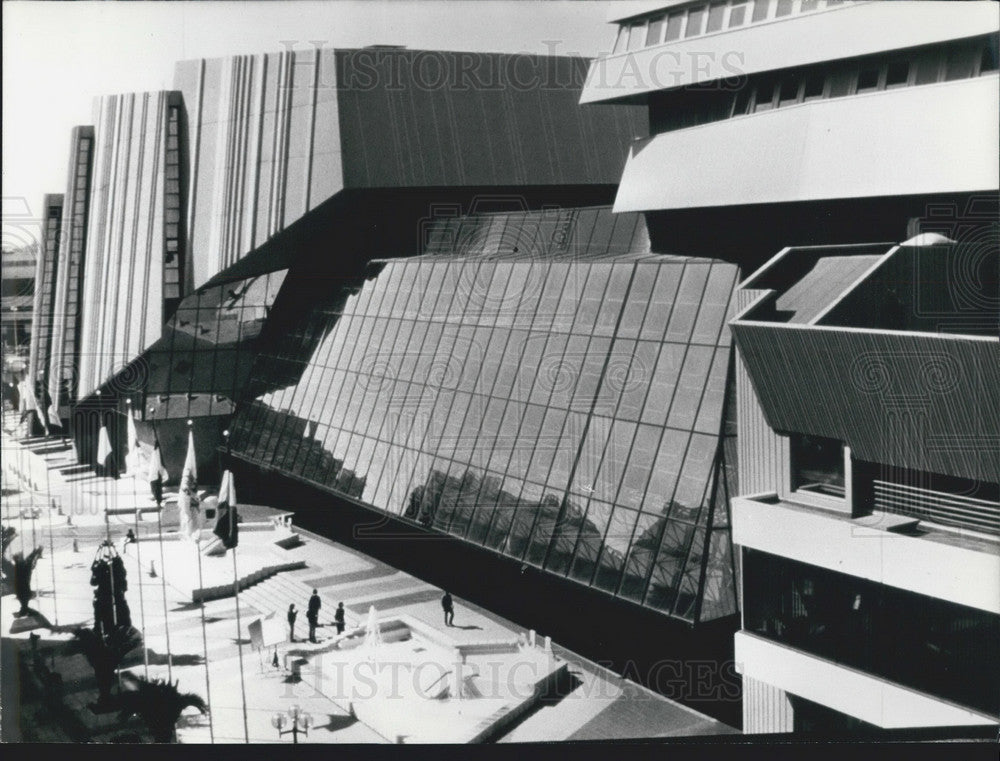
xmin=731 ymin=493 xmax=1000 ymax=615
xmin=581 ymin=0 xmax=999 ymax=104
xmin=612 ymin=75 xmax=999 ymax=211
xmin=735 ymin=632 xmax=998 ymax=728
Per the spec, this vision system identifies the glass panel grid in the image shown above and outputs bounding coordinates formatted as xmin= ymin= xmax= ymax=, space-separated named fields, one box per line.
xmin=229 ymin=249 xmax=739 ymax=623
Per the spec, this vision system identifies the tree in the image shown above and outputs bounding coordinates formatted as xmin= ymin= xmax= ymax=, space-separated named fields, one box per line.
xmin=118 ymin=673 xmax=208 ymax=743
xmin=72 ymin=625 xmax=143 ymax=706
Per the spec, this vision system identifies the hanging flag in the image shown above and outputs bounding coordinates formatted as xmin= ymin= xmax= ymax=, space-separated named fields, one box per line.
xmin=18 ymin=378 xmax=46 ymax=435
xmin=96 ymin=424 xmax=114 ymax=477
xmin=124 ymin=410 xmax=140 ymax=476
xmin=46 ymin=401 xmax=61 ymax=430
xmin=178 ymin=430 xmax=202 ymax=541
xmin=148 ymin=441 xmax=169 ymax=507
xmin=213 ymin=469 xmax=239 ymax=550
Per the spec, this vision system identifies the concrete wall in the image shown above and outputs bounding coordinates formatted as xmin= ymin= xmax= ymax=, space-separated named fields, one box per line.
xmin=614 ymin=75 xmax=999 ymax=211
xmin=78 ymin=93 xmax=176 ymax=399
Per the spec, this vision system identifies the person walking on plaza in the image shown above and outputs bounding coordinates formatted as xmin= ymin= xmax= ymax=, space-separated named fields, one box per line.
xmin=441 ymin=591 xmax=454 ymax=627
xmin=307 ymin=589 xmax=321 ymax=643
xmin=334 ymin=602 xmax=346 ymax=635
xmin=287 ymin=603 xmax=298 ymax=643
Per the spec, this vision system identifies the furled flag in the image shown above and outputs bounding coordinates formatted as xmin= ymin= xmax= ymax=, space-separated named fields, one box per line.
xmin=18 ymin=378 xmax=47 ymax=435
xmin=213 ymin=469 xmax=240 ymax=550
xmin=96 ymin=423 xmax=115 ymax=477
xmin=178 ymin=430 xmax=202 ymax=541
xmin=46 ymin=400 xmax=61 ymax=431
xmin=148 ymin=441 xmax=169 ymax=507
xmin=124 ymin=410 xmax=140 ymax=476
xmin=46 ymin=376 xmax=62 ymax=431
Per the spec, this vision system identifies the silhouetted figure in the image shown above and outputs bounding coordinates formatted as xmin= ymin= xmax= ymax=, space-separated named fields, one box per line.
xmin=441 ymin=591 xmax=454 ymax=627
xmin=307 ymin=589 xmax=321 ymax=643
xmin=334 ymin=602 xmax=346 ymax=635
xmin=287 ymin=604 xmax=297 ymax=642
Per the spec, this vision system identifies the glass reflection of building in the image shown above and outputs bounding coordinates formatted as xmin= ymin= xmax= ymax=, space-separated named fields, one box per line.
xmin=80 ymin=268 xmax=286 ymax=480
xmin=230 ymin=207 xmax=740 ymax=623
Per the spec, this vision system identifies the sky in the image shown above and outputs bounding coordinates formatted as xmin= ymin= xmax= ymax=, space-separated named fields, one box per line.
xmin=2 ymin=0 xmax=617 ymax=245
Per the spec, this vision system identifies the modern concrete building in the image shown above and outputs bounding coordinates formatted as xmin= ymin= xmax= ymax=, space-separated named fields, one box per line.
xmin=578 ymin=0 xmax=999 ymax=734
xmin=77 ymin=92 xmax=186 ymax=400
xmin=581 ymin=0 xmax=999 ymax=263
xmin=19 ymin=2 xmax=999 ymax=735
xmin=27 ymin=194 xmax=63 ymax=392
xmin=48 ymin=126 xmax=95 ymax=414
xmin=730 ymin=238 xmax=998 ymax=732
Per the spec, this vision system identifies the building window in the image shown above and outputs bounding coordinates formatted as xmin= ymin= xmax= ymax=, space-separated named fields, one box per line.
xmin=706 ymin=2 xmax=728 ymax=33
xmin=885 ymin=59 xmax=910 ymax=88
xmin=627 ymin=22 xmax=646 ymax=52
xmin=775 ymin=0 xmax=795 ymax=18
xmin=751 ymin=0 xmax=772 ymax=23
xmin=731 ymin=85 xmax=753 ymax=116
xmin=981 ymin=43 xmax=999 ymax=73
xmin=743 ymin=549 xmax=1000 ymax=717
xmin=752 ymin=77 xmax=777 ymax=111
xmin=779 ymin=75 xmax=801 ymax=105
xmin=685 ymin=5 xmax=707 ymax=38
xmin=856 ymin=65 xmax=881 ymax=92
xmin=664 ymin=11 xmax=685 ymax=41
xmin=789 ymin=434 xmax=845 ymax=499
xmin=728 ymin=0 xmax=749 ymax=27
xmin=802 ymin=71 xmax=825 ymax=100
xmin=646 ymin=15 xmax=665 ymax=46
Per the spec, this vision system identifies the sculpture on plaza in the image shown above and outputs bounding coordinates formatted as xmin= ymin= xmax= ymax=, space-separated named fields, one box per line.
xmin=91 ymin=540 xmax=132 ymax=633
xmin=72 ymin=624 xmax=143 ymax=707
xmin=4 ymin=544 xmax=43 ymax=617
xmin=118 ymin=673 xmax=208 ymax=743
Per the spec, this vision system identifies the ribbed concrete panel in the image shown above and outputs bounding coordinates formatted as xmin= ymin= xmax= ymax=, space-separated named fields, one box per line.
xmin=732 ymin=323 xmax=1000 ymax=483
xmin=176 ymin=47 xmax=644 ymax=289
xmin=78 ymin=92 xmax=172 ymax=399
xmin=734 ymin=287 xmax=782 ymax=496
xmin=49 ymin=127 xmax=94 ymax=408
xmin=741 ymin=676 xmax=794 ymax=735
xmin=28 ymin=194 xmax=64 ymax=390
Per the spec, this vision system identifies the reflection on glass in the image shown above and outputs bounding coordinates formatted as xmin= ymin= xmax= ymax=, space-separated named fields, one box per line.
xmin=228 ymin=250 xmax=739 ymax=623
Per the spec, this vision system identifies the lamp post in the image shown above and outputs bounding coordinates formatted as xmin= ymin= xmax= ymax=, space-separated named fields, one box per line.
xmin=271 ymin=704 xmax=313 ymax=743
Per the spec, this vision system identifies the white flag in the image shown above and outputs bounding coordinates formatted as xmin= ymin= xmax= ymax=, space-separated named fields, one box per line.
xmin=46 ymin=402 xmax=61 ymax=429
xmin=178 ymin=430 xmax=202 ymax=541
xmin=97 ymin=424 xmax=113 ymax=469
xmin=124 ymin=411 xmax=140 ymax=475
xmin=147 ymin=441 xmax=169 ymax=482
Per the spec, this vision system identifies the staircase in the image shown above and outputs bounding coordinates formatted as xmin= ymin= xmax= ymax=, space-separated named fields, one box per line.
xmin=239 ymin=573 xmax=360 ymax=633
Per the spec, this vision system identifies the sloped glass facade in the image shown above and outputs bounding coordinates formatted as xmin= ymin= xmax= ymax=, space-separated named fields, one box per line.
xmin=230 ymin=212 xmax=740 ymax=623
xmin=123 ymin=269 xmax=287 ymax=420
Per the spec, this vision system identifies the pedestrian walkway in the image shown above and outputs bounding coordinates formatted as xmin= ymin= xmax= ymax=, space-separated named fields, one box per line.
xmin=2 ymin=425 xmax=739 ymax=743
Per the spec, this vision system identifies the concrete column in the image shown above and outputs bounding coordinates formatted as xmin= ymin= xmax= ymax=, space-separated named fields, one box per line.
xmin=742 ymin=675 xmax=795 ymax=734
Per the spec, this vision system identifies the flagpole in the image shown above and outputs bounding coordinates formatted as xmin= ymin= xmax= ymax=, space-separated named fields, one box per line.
xmin=150 ymin=409 xmax=173 ymax=681
xmin=224 ymin=429 xmax=250 ymax=743
xmin=46 ymin=463 xmax=58 ymax=629
xmin=188 ymin=419 xmax=215 ymax=744
xmin=127 ymin=400 xmax=149 ymax=677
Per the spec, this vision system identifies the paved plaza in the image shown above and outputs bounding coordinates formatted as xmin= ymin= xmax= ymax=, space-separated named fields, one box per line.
xmin=2 ymin=422 xmax=738 ymax=743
